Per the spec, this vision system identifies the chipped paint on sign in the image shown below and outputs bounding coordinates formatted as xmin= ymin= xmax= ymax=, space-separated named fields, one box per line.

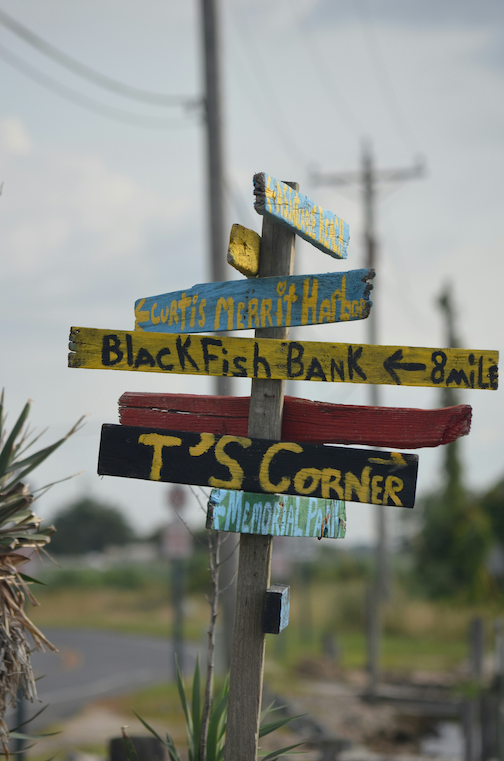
xmin=206 ymin=489 xmax=346 ymax=538
xmin=69 ymin=328 xmax=499 ymax=391
xmin=253 ymin=172 xmax=350 ymax=259
xmin=227 ymin=223 xmax=261 ymax=277
xmin=134 ymin=269 xmax=374 ymax=332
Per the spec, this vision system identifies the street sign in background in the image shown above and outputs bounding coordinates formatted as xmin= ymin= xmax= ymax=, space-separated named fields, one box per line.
xmin=134 ymin=269 xmax=374 ymax=332
xmin=70 ymin=327 xmax=499 ymax=391
xmin=119 ymin=392 xmax=472 ymax=449
xmin=253 ymin=172 xmax=350 ymax=259
xmin=162 ymin=486 xmax=193 ymax=561
xmin=97 ymin=424 xmax=419 ymax=507
xmin=207 ymin=489 xmax=346 ymax=539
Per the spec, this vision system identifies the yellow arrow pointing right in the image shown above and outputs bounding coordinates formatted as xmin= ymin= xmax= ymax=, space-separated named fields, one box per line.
xmin=368 ymin=451 xmax=407 ymax=470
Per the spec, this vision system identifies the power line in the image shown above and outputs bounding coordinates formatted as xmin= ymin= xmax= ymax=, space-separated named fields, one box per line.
xmin=224 ymin=176 xmax=256 ymax=231
xmin=354 ymin=0 xmax=421 ymax=156
xmin=227 ymin=3 xmax=308 ymax=168
xmin=284 ymin=0 xmax=364 ymax=137
xmin=312 ymin=139 xmax=424 ymax=695
xmin=0 ymin=7 xmax=199 ymax=108
xmin=0 ymin=42 xmax=200 ymax=129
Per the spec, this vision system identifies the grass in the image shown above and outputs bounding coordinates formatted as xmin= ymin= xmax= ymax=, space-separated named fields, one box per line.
xmin=28 ymin=571 xmax=504 ymax=677
xmin=22 ymin=569 xmax=504 ymax=760
xmin=267 ymin=576 xmax=504 ymax=679
xmin=28 ymin=582 xmax=210 ymax=639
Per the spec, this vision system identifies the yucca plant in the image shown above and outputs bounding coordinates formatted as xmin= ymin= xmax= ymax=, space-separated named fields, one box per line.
xmin=123 ymin=493 xmax=305 ymax=761
xmin=127 ymin=660 xmax=303 ymax=761
xmin=0 ymin=392 xmax=83 ymax=753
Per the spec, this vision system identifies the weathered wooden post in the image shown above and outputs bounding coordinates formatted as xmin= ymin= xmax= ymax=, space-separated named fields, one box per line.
xmin=68 ymin=169 xmax=498 ymax=761
xmin=224 ymin=181 xmax=297 ymax=761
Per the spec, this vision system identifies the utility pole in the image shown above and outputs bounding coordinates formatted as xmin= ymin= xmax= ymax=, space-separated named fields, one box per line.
xmin=200 ymin=0 xmax=228 ymax=342
xmin=312 ymin=139 xmax=424 ymax=693
xmin=200 ymin=0 xmax=236 ymax=670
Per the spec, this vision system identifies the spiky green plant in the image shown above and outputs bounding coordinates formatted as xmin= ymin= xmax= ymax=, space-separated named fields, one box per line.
xmin=123 ymin=489 xmax=305 ymax=761
xmin=127 ymin=659 xmax=304 ymax=761
xmin=0 ymin=392 xmax=83 ymax=753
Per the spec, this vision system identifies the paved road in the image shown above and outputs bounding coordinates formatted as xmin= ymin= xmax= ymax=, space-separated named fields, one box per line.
xmin=10 ymin=629 xmax=198 ymax=731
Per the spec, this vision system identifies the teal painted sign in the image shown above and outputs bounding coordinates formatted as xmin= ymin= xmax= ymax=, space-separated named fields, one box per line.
xmin=253 ymin=172 xmax=350 ymax=259
xmin=207 ymin=489 xmax=346 ymax=539
xmin=134 ymin=270 xmax=373 ymax=332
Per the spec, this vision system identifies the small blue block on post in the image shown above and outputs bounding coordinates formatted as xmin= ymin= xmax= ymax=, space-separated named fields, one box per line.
xmin=263 ymin=584 xmax=290 ymax=634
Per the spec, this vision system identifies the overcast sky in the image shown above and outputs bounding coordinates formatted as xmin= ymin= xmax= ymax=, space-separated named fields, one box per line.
xmin=1 ymin=0 xmax=503 ymax=546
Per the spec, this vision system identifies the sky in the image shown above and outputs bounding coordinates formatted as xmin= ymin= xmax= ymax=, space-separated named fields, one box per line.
xmin=1 ymin=0 xmax=503 ymax=546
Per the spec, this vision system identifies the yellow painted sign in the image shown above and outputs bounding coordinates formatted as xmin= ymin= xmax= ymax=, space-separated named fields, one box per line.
xmin=68 ymin=327 xmax=499 ymax=390
xmin=227 ymin=223 xmax=261 ymax=278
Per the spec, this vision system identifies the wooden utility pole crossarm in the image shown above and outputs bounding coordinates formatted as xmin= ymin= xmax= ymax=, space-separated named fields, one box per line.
xmin=223 ymin=183 xmax=297 ymax=761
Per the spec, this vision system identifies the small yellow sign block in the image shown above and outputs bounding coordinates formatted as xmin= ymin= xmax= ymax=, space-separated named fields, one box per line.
xmin=227 ymin=223 xmax=261 ymax=278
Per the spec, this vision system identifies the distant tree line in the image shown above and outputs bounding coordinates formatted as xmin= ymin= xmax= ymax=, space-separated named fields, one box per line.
xmin=411 ymin=286 xmax=503 ymax=600
xmin=49 ymin=498 xmax=135 ymax=555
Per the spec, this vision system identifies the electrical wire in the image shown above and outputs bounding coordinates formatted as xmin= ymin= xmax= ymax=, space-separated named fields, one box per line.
xmin=0 ymin=7 xmax=199 ymax=108
xmin=354 ymin=0 xmax=421 ymax=156
xmin=380 ymin=205 xmax=431 ymax=331
xmin=0 ymin=41 xmax=201 ymax=129
xmin=283 ymin=0 xmax=364 ymax=137
xmin=224 ymin=177 xmax=257 ymax=231
xmin=227 ymin=2 xmax=309 ymax=169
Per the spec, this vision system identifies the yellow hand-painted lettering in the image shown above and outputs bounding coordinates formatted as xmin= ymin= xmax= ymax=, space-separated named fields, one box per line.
xmin=189 ymin=433 xmax=215 ymax=456
xmin=208 ymin=435 xmax=251 ymax=489
xmin=383 ymin=475 xmax=404 ymax=506
xmin=293 ymin=467 xmax=322 ymax=495
xmin=151 ymin=303 xmax=160 ymax=325
xmin=215 ymin=297 xmax=234 ymax=330
xmin=138 ymin=433 xmax=182 ymax=481
xmin=259 ymin=442 xmax=303 ymax=493
xmin=344 ymin=466 xmax=371 ymax=503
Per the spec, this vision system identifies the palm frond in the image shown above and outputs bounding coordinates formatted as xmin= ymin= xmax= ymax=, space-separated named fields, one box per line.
xmin=0 ymin=396 xmax=83 ymax=756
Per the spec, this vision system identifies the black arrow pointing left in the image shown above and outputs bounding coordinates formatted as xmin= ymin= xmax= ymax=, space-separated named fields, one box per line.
xmin=383 ymin=349 xmax=427 ymax=385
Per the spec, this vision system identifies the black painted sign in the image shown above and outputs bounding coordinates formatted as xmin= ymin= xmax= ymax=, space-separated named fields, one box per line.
xmin=98 ymin=424 xmax=419 ymax=508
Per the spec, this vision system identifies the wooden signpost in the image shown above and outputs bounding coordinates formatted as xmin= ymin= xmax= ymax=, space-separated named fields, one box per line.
xmin=224 ymin=180 xmax=297 ymax=761
xmin=118 ymin=392 xmax=473 ymax=449
xmin=134 ymin=269 xmax=374 ymax=332
xmin=207 ymin=489 xmax=346 ymax=539
xmin=253 ymin=172 xmax=350 ymax=259
xmin=66 ymin=170 xmax=499 ymax=761
xmin=69 ymin=328 xmax=499 ymax=390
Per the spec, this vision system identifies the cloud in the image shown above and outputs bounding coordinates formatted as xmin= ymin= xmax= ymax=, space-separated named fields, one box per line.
xmin=0 ymin=116 xmax=31 ymax=155
xmin=0 ymin=120 xmax=199 ymax=330
xmin=310 ymin=0 xmax=504 ymax=29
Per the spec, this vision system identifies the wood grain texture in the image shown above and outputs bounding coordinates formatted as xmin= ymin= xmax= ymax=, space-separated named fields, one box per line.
xmin=226 ymin=223 xmax=261 ymax=277
xmin=254 ymin=172 xmax=350 ymax=259
xmin=225 ymin=186 xmax=297 ymax=761
xmin=118 ymin=393 xmax=472 ymax=449
xmin=207 ymin=489 xmax=346 ymax=538
xmin=134 ymin=269 xmax=374 ymax=333
xmin=69 ymin=328 xmax=499 ymax=391
xmin=97 ymin=423 xmax=419 ymax=507
xmin=263 ymin=584 xmax=290 ymax=634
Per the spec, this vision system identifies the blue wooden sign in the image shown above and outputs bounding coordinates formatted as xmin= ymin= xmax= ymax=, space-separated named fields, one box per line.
xmin=207 ymin=489 xmax=346 ymax=538
xmin=253 ymin=172 xmax=350 ymax=259
xmin=134 ymin=270 xmax=373 ymax=332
